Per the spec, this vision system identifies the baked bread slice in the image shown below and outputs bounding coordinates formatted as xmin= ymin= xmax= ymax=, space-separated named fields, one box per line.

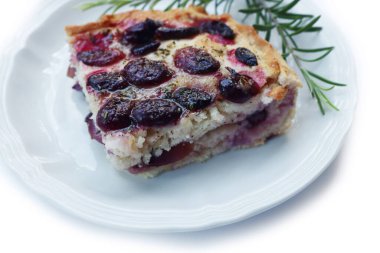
xmin=65 ymin=6 xmax=301 ymax=178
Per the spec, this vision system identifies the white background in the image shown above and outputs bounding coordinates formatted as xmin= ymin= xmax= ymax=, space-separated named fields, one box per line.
xmin=0 ymin=0 xmax=378 ymax=252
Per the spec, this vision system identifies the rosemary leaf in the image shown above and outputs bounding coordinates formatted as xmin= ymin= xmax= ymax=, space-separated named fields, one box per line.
xmin=275 ymin=0 xmax=299 ymax=13
xmin=240 ymin=7 xmax=263 ymax=14
xmin=294 ymin=47 xmax=334 ymax=53
xmin=307 ymin=71 xmax=347 ymax=86
xmin=254 ymin=24 xmax=275 ymax=31
xmin=290 ymin=15 xmax=321 ymax=36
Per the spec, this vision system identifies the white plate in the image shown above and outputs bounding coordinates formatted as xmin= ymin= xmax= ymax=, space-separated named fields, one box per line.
xmin=0 ymin=0 xmax=357 ymax=232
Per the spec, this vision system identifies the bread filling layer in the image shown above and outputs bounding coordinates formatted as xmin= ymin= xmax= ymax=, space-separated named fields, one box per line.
xmin=107 ymin=87 xmax=297 ymax=176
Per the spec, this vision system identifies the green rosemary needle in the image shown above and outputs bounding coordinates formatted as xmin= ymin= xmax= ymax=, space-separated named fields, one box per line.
xmin=79 ymin=0 xmax=347 ymax=115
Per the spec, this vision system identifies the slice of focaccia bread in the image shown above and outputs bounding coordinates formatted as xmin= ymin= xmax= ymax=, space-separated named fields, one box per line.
xmin=65 ymin=6 xmax=301 ymax=178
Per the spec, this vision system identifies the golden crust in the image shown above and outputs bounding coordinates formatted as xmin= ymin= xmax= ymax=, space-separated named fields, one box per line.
xmin=269 ymin=86 xmax=288 ymax=101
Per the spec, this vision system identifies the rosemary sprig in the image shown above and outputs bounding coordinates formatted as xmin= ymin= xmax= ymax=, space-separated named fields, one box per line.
xmin=241 ymin=0 xmax=346 ymax=114
xmin=79 ymin=0 xmax=346 ymax=115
